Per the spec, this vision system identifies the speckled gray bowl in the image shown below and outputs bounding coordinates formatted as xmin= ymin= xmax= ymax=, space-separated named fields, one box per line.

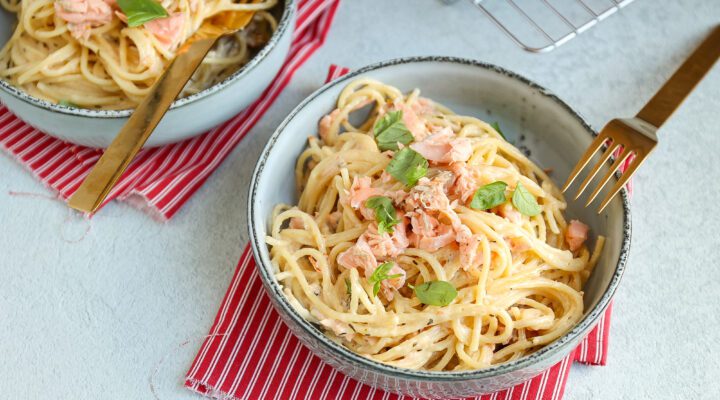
xmin=248 ymin=57 xmax=631 ymax=398
xmin=0 ymin=0 xmax=294 ymax=148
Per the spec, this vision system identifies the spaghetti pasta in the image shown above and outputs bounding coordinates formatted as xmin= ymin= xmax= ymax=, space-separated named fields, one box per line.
xmin=266 ymin=79 xmax=604 ymax=371
xmin=0 ymin=0 xmax=278 ymax=109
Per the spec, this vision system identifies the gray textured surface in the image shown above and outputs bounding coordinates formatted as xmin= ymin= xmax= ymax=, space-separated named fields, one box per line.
xmin=1 ymin=1 xmax=719 ymax=399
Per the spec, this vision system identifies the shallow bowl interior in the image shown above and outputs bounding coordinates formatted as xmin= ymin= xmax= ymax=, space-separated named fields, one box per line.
xmin=249 ymin=57 xmax=630 ymax=395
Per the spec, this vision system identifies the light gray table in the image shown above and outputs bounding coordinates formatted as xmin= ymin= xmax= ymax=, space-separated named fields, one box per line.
xmin=2 ymin=1 xmax=719 ymax=399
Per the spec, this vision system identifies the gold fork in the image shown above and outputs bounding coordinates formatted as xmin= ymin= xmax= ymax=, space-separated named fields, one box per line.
xmin=563 ymin=25 xmax=720 ymax=213
xmin=67 ymin=2 xmax=260 ymax=214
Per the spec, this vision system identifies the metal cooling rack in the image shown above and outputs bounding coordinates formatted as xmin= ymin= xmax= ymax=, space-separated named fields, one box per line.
xmin=452 ymin=0 xmax=638 ymax=53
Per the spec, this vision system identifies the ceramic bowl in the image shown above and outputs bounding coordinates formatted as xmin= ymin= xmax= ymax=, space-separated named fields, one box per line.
xmin=248 ymin=57 xmax=631 ymax=398
xmin=0 ymin=0 xmax=295 ymax=148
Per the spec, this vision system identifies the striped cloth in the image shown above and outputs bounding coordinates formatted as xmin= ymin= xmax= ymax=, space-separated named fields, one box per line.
xmin=185 ymin=246 xmax=613 ymax=400
xmin=0 ymin=0 xmax=340 ymax=220
xmin=184 ymin=65 xmax=617 ymax=400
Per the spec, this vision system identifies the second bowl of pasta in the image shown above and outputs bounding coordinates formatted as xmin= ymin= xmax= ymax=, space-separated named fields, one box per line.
xmin=0 ymin=0 xmax=294 ymax=148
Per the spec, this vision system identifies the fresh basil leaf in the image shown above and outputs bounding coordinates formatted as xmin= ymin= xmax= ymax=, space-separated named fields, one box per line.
xmin=470 ymin=181 xmax=508 ymax=210
xmin=57 ymin=100 xmax=78 ymax=108
xmin=368 ymin=262 xmax=403 ymax=297
xmin=365 ymin=196 xmax=400 ymax=235
xmin=386 ymin=147 xmax=428 ymax=187
xmin=369 ymin=263 xmax=395 ymax=284
xmin=512 ymin=182 xmax=542 ymax=217
xmin=414 ymin=280 xmax=457 ymax=306
xmin=345 ymin=278 xmax=352 ymax=296
xmin=491 ymin=121 xmax=508 ymax=141
xmin=117 ymin=0 xmax=169 ymax=27
xmin=374 ymin=111 xmax=414 ymax=151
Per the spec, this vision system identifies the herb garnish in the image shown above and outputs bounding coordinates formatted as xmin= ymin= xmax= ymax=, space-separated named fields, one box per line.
xmin=386 ymin=147 xmax=428 ymax=187
xmin=470 ymin=181 xmax=508 ymax=210
xmin=491 ymin=121 xmax=508 ymax=141
xmin=345 ymin=278 xmax=352 ymax=296
xmin=365 ymin=196 xmax=400 ymax=235
xmin=368 ymin=262 xmax=403 ymax=297
xmin=413 ymin=280 xmax=457 ymax=306
xmin=512 ymin=182 xmax=542 ymax=216
xmin=117 ymin=0 xmax=169 ymax=27
xmin=374 ymin=111 xmax=414 ymax=151
xmin=58 ymin=100 xmax=78 ymax=108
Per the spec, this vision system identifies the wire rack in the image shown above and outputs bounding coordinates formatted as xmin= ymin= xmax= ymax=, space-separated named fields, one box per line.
xmin=455 ymin=0 xmax=637 ymax=53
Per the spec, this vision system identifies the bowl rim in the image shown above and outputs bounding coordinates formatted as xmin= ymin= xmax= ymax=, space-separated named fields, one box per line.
xmin=248 ymin=56 xmax=631 ymax=381
xmin=0 ymin=0 xmax=294 ymax=119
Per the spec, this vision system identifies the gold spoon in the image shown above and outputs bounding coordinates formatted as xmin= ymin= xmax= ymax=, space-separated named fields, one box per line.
xmin=68 ymin=4 xmax=260 ymax=214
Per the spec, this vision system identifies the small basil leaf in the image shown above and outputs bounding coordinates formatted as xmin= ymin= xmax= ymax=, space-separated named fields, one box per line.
xmin=470 ymin=181 xmax=508 ymax=210
xmin=365 ymin=196 xmax=400 ymax=235
xmin=58 ymin=100 xmax=79 ymax=108
xmin=368 ymin=262 xmax=402 ymax=297
xmin=374 ymin=111 xmax=414 ymax=151
xmin=414 ymin=280 xmax=457 ymax=306
xmin=491 ymin=121 xmax=508 ymax=141
xmin=386 ymin=147 xmax=428 ymax=187
xmin=345 ymin=278 xmax=352 ymax=296
xmin=372 ymin=281 xmax=381 ymax=297
xmin=117 ymin=0 xmax=169 ymax=27
xmin=512 ymin=182 xmax=542 ymax=216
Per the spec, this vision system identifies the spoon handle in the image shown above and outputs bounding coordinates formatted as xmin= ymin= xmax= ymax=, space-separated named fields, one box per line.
xmin=67 ymin=37 xmax=218 ymax=214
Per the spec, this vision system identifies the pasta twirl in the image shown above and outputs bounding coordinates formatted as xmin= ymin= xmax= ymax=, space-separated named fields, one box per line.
xmin=0 ymin=0 xmax=278 ymax=109
xmin=267 ymin=79 xmax=605 ymax=371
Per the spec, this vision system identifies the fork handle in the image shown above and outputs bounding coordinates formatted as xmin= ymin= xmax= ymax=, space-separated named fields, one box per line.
xmin=636 ymin=25 xmax=720 ymax=128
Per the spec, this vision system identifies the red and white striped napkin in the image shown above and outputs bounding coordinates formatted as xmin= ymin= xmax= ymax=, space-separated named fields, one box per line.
xmin=184 ymin=65 xmax=619 ymax=400
xmin=185 ymin=246 xmax=613 ymax=400
xmin=0 ymin=0 xmax=340 ymax=220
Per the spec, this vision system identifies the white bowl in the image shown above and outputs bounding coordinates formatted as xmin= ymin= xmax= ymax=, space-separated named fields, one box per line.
xmin=248 ymin=57 xmax=631 ymax=398
xmin=0 ymin=0 xmax=295 ymax=148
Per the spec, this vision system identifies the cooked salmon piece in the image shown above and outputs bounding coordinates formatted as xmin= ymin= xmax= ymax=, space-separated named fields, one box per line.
xmin=319 ymin=100 xmax=373 ymax=143
xmin=410 ymin=223 xmax=455 ymax=252
xmin=362 ymin=220 xmax=410 ymax=260
xmin=311 ymin=309 xmax=355 ymax=341
xmin=319 ymin=109 xmax=341 ymax=142
xmin=337 ymin=233 xmax=406 ymax=300
xmin=409 ymin=209 xmax=439 ymax=237
xmin=55 ymin=0 xmax=115 ymax=39
xmin=337 ymin=236 xmax=377 ymax=273
xmin=565 ymin=220 xmax=589 ymax=251
xmin=507 ymin=236 xmax=531 ymax=255
xmin=449 ymin=162 xmax=477 ymax=202
xmin=410 ymin=127 xmax=472 ymax=164
xmin=144 ymin=13 xmax=185 ymax=49
xmin=393 ymin=101 xmax=429 ymax=140
xmin=345 ymin=176 xmax=383 ymax=220
xmin=348 ymin=176 xmax=382 ymax=209
xmin=496 ymin=203 xmax=522 ymax=224
xmin=410 ymin=97 xmax=435 ymax=116
xmin=404 ymin=172 xmax=454 ymax=213
xmin=289 ymin=217 xmax=304 ymax=229
xmin=407 ymin=210 xmax=454 ymax=252
xmin=456 ymin=227 xmax=482 ymax=271
xmin=326 ymin=211 xmax=342 ymax=231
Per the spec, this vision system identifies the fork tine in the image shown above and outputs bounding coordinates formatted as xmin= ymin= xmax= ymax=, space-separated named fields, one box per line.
xmin=584 ymin=147 xmax=633 ymax=207
xmin=596 ymin=151 xmax=646 ymax=213
xmin=562 ymin=131 xmax=610 ymax=192
xmin=572 ymin=142 xmax=621 ymax=200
